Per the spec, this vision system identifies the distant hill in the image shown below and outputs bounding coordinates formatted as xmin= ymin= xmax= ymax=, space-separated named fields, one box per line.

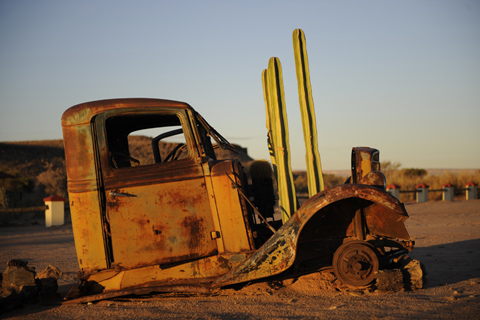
xmin=0 ymin=140 xmax=66 ymax=179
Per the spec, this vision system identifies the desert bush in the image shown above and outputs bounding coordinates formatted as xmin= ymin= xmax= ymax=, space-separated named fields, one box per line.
xmin=381 ymin=161 xmax=402 ymax=175
xmin=324 ymin=174 xmax=347 ymax=188
xmin=0 ymin=167 xmax=33 ymax=193
xmin=293 ymin=172 xmax=346 ymax=195
xmin=293 ymin=173 xmax=308 ymax=194
xmin=401 ymin=168 xmax=427 ymax=178
xmin=36 ymin=163 xmax=68 ymax=198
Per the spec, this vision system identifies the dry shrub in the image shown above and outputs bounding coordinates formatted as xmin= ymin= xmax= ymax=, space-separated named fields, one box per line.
xmin=294 ymin=172 xmax=308 ymax=194
xmin=324 ymin=173 xmax=347 ymax=188
xmin=0 ymin=167 xmax=33 ymax=193
xmin=294 ymin=172 xmax=346 ymax=195
xmin=36 ymin=163 xmax=67 ymax=198
xmin=128 ymin=135 xmax=155 ymax=165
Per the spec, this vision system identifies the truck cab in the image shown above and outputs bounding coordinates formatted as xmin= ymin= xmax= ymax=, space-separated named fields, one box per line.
xmin=62 ymin=98 xmax=413 ymax=302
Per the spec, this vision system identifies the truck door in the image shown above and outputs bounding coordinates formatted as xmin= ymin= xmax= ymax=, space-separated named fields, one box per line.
xmin=94 ymin=109 xmax=218 ymax=270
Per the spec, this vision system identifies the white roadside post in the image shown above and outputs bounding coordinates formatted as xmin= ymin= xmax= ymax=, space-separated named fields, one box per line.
xmin=442 ymin=183 xmax=454 ymax=201
xmin=466 ymin=182 xmax=478 ymax=200
xmin=415 ymin=183 xmax=429 ymax=203
xmin=386 ymin=184 xmax=400 ymax=200
xmin=43 ymin=195 xmax=66 ymax=227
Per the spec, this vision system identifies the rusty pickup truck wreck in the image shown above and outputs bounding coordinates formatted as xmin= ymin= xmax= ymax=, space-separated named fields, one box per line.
xmin=61 ymin=98 xmax=414 ymax=302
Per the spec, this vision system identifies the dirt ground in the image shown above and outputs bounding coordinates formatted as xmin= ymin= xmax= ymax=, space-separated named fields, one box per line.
xmin=1 ymin=200 xmax=479 ymax=319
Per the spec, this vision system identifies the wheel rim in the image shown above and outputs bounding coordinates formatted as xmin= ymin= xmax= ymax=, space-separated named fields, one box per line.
xmin=333 ymin=241 xmax=379 ymax=287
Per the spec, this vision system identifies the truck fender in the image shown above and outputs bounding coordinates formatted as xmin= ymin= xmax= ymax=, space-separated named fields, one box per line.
xmin=212 ymin=184 xmax=409 ymax=288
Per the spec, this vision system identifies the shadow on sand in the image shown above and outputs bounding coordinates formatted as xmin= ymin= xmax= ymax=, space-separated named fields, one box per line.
xmin=409 ymin=238 xmax=480 ymax=288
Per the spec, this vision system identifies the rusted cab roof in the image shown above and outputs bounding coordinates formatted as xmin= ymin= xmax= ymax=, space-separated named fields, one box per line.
xmin=61 ymin=98 xmax=193 ymax=127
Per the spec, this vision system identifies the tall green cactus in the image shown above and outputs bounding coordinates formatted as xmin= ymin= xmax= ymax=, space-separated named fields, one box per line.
xmin=292 ymin=28 xmax=324 ymax=196
xmin=261 ymin=69 xmax=277 ymax=176
xmin=262 ymin=57 xmax=297 ymax=223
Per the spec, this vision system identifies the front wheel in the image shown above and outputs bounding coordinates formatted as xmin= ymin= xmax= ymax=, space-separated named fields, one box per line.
xmin=332 ymin=240 xmax=379 ymax=288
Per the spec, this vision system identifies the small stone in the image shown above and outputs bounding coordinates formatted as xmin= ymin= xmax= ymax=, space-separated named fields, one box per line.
xmin=37 ymin=265 xmax=63 ymax=280
xmin=400 ymin=257 xmax=425 ymax=290
xmin=36 ymin=265 xmax=63 ymax=303
xmin=1 ymin=260 xmax=37 ymax=297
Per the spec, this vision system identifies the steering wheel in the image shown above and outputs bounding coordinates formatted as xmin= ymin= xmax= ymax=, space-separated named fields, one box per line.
xmin=164 ymin=143 xmax=186 ymax=162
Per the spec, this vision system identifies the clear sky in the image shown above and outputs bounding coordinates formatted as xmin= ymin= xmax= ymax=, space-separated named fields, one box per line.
xmin=1 ymin=0 xmax=479 ymax=170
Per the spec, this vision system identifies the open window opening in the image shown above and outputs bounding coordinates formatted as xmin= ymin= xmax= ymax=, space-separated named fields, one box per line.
xmin=105 ymin=113 xmax=191 ymax=169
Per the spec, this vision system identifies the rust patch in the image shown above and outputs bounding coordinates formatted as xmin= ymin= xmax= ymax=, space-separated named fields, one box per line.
xmin=358 ymin=171 xmax=386 ymax=188
xmin=181 ymin=216 xmax=206 ymax=250
xmin=217 ymin=256 xmax=231 ymax=269
xmin=364 ymin=203 xmax=410 ymax=240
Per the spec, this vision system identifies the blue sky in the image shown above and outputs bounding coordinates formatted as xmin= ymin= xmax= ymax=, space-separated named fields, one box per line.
xmin=1 ymin=1 xmax=479 ymax=170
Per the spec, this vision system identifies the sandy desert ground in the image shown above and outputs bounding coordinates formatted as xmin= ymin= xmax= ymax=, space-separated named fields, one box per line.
xmin=1 ymin=199 xmax=479 ymax=319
